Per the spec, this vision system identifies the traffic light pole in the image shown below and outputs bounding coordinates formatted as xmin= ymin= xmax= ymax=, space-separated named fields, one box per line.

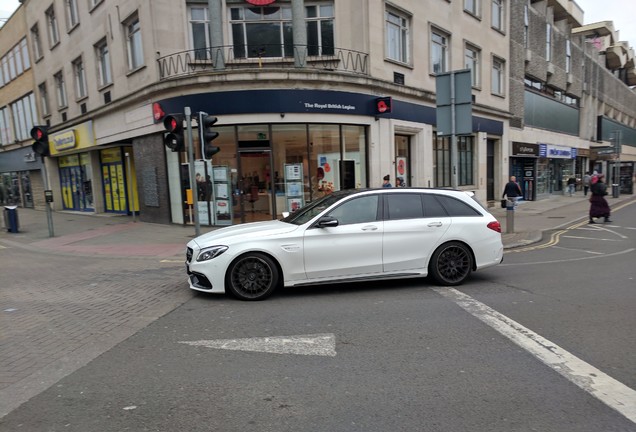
xmin=185 ymin=107 xmax=200 ymax=237
xmin=41 ymin=156 xmax=54 ymax=237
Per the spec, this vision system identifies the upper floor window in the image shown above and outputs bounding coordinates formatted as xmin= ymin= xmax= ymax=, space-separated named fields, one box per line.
xmin=523 ymin=4 xmax=529 ymax=48
xmin=545 ymin=23 xmax=552 ymax=61
xmin=95 ymin=39 xmax=112 ymax=86
xmin=464 ymin=44 xmax=480 ymax=87
xmin=20 ymin=39 xmax=30 ymax=71
xmin=0 ymin=107 xmax=12 ymax=145
xmin=565 ymin=39 xmax=571 ymax=73
xmin=89 ymin=0 xmax=104 ymax=10
xmin=230 ymin=6 xmax=293 ymax=58
xmin=38 ymin=82 xmax=50 ymax=117
xmin=72 ymin=57 xmax=87 ymax=99
xmin=189 ymin=6 xmax=210 ymax=58
xmin=65 ymin=0 xmax=80 ymax=30
xmin=464 ymin=0 xmax=479 ymax=16
xmin=124 ymin=14 xmax=144 ymax=70
xmin=491 ymin=0 xmax=503 ymax=31
xmin=10 ymin=93 xmax=37 ymax=142
xmin=0 ymin=40 xmax=29 ymax=82
xmin=54 ymin=70 xmax=68 ymax=108
xmin=491 ymin=56 xmax=505 ymax=96
xmin=306 ymin=4 xmax=334 ymax=56
xmin=45 ymin=6 xmax=60 ymax=47
xmin=385 ymin=7 xmax=410 ymax=64
xmin=31 ymin=25 xmax=43 ymax=61
xmin=431 ymin=29 xmax=449 ymax=74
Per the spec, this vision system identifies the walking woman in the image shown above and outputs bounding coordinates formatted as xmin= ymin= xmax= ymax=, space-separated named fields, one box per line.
xmin=589 ymin=174 xmax=612 ymax=224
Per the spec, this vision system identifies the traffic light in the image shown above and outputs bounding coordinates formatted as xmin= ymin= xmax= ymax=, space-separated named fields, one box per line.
xmin=31 ymin=126 xmax=50 ymax=157
xmin=163 ymin=113 xmax=185 ymax=152
xmin=198 ymin=111 xmax=220 ymax=160
xmin=375 ymin=97 xmax=392 ymax=114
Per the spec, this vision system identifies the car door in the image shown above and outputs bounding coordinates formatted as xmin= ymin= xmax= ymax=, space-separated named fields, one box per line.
xmin=303 ymin=194 xmax=383 ymax=280
xmin=382 ymin=193 xmax=451 ymax=272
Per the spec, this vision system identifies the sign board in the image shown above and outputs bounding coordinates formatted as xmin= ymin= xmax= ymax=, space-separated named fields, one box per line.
xmin=44 ymin=190 xmax=54 ymax=203
xmin=435 ymin=69 xmax=473 ymax=136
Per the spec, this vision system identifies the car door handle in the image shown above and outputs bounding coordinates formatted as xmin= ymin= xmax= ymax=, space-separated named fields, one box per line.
xmin=427 ymin=221 xmax=443 ymax=227
xmin=361 ymin=225 xmax=378 ymax=231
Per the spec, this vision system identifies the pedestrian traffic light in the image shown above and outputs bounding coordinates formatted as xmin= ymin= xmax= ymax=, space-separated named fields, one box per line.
xmin=163 ymin=113 xmax=185 ymax=152
xmin=31 ymin=126 xmax=50 ymax=157
xmin=198 ymin=111 xmax=220 ymax=160
xmin=375 ymin=97 xmax=392 ymax=114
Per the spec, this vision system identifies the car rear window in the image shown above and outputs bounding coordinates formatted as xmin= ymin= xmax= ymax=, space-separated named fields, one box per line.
xmin=434 ymin=195 xmax=481 ymax=216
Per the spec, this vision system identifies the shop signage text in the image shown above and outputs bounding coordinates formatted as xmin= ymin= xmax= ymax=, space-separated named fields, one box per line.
xmin=539 ymin=144 xmax=576 ymax=159
xmin=303 ymin=102 xmax=356 ymax=111
xmin=52 ymin=130 xmax=77 ymax=151
xmin=512 ymin=142 xmax=538 ymax=156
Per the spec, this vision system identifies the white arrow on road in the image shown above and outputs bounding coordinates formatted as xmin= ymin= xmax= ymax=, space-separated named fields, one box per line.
xmin=179 ymin=333 xmax=336 ymax=357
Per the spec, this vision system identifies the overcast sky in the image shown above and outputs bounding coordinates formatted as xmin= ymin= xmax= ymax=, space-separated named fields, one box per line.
xmin=1 ymin=0 xmax=634 ymax=48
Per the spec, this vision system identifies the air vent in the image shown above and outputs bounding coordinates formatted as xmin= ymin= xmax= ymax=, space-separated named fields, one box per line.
xmin=80 ymin=103 xmax=87 ymax=114
xmin=104 ymin=91 xmax=111 ymax=104
xmin=394 ymin=72 xmax=405 ymax=85
xmin=61 ymin=112 xmax=67 ymax=122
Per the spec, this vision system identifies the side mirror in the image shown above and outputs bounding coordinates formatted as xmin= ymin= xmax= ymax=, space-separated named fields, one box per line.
xmin=317 ymin=216 xmax=339 ymax=228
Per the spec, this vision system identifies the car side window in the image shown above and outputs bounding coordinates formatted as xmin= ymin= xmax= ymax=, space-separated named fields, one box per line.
xmin=328 ymin=195 xmax=379 ymax=225
xmin=385 ymin=193 xmax=424 ymax=220
xmin=434 ymin=195 xmax=481 ymax=216
xmin=422 ymin=194 xmax=448 ymax=217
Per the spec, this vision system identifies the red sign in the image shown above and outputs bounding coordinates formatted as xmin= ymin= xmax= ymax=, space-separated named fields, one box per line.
xmin=246 ymin=0 xmax=276 ymax=5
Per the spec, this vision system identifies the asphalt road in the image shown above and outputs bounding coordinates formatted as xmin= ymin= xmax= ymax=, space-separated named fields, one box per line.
xmin=1 ymin=203 xmax=635 ymax=432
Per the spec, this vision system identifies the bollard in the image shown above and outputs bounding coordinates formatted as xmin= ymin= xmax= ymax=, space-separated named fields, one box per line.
xmin=506 ymin=199 xmax=515 ymax=234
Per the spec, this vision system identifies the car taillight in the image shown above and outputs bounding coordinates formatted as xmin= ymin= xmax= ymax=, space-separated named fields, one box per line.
xmin=487 ymin=221 xmax=501 ymax=233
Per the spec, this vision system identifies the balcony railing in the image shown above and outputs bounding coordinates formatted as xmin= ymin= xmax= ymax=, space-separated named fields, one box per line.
xmin=157 ymin=45 xmax=369 ymax=80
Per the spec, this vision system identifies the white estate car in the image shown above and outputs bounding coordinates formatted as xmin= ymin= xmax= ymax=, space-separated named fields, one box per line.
xmin=186 ymin=188 xmax=503 ymax=301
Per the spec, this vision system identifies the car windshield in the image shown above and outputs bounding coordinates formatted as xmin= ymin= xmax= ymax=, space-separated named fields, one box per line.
xmin=281 ymin=191 xmax=353 ymax=225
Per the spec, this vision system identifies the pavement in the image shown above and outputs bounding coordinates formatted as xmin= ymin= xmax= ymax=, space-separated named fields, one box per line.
xmin=1 ymin=192 xmax=635 ymax=256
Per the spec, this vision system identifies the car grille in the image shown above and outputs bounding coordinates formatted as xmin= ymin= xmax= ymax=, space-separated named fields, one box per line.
xmin=186 ymin=247 xmax=193 ymax=263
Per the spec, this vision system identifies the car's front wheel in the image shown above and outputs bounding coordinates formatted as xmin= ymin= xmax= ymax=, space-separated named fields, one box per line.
xmin=429 ymin=241 xmax=473 ymax=286
xmin=226 ymin=253 xmax=280 ymax=301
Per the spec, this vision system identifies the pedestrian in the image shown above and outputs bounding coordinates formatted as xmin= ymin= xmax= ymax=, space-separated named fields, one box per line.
xmin=396 ymin=177 xmax=406 ymax=187
xmin=582 ymin=172 xmax=591 ymax=196
xmin=502 ymin=175 xmax=522 ymax=206
xmin=567 ymin=176 xmax=576 ymax=196
xmin=588 ymin=174 xmax=612 ymax=224
xmin=382 ymin=175 xmax=392 ymax=188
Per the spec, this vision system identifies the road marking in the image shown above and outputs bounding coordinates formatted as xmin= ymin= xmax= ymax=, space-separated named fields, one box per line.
xmin=179 ymin=333 xmax=336 ymax=357
xmin=433 ymin=287 xmax=636 ymax=424
xmin=551 ymin=245 xmax=604 ymax=254
xmin=562 ymin=235 xmax=621 ymax=241
xmin=500 ymin=248 xmax=634 ymax=266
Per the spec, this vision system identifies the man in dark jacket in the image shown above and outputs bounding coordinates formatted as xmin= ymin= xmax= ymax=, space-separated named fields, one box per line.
xmin=502 ymin=176 xmax=522 ymax=206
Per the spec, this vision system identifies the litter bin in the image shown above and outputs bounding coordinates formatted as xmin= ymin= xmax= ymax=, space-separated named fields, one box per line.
xmin=612 ymin=184 xmax=620 ymax=198
xmin=3 ymin=205 xmax=19 ymax=233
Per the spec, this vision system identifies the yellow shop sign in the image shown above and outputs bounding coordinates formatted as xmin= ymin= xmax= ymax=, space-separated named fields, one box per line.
xmin=52 ymin=130 xmax=77 ymax=151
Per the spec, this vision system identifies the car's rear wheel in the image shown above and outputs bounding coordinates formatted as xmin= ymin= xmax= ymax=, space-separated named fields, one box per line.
xmin=429 ymin=241 xmax=473 ymax=286
xmin=226 ymin=253 xmax=279 ymax=301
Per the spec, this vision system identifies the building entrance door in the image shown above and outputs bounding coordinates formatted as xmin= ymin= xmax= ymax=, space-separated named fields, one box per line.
xmin=237 ymin=150 xmax=276 ymax=223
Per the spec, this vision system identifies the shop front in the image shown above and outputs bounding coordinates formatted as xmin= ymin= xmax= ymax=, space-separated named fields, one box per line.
xmin=510 ymin=142 xmax=538 ymax=201
xmin=0 ymin=147 xmax=42 ymax=208
xmin=537 ymin=143 xmax=576 ymax=197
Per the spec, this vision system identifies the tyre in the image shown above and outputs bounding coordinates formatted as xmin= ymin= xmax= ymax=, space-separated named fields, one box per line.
xmin=429 ymin=241 xmax=473 ymax=286
xmin=226 ymin=253 xmax=280 ymax=301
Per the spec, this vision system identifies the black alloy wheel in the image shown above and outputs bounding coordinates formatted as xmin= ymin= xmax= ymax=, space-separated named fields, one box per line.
xmin=429 ymin=241 xmax=473 ymax=286
xmin=226 ymin=253 xmax=280 ymax=300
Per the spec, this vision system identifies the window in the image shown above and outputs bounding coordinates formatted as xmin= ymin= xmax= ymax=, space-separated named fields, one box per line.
xmin=89 ymin=0 xmax=104 ymax=10
xmin=545 ymin=23 xmax=552 ymax=61
xmin=230 ymin=6 xmax=293 ymax=58
xmin=72 ymin=57 xmax=87 ymax=99
xmin=457 ymin=136 xmax=475 ymax=186
xmin=7 ymin=49 xmax=16 ymax=80
xmin=565 ymin=39 xmax=571 ymax=73
xmin=464 ymin=44 xmax=480 ymax=86
xmin=523 ymin=4 xmax=529 ymax=48
xmin=54 ymin=71 xmax=68 ymax=108
xmin=435 ymin=195 xmax=480 ymax=216
xmin=45 ymin=6 xmax=60 ymax=47
xmin=434 ymin=135 xmax=450 ymax=187
xmin=491 ymin=0 xmax=503 ymax=31
xmin=95 ymin=39 xmax=112 ymax=86
xmin=433 ymin=135 xmax=475 ymax=187
xmin=189 ymin=6 xmax=210 ymax=57
xmin=328 ymin=195 xmax=379 ymax=225
xmin=65 ymin=0 xmax=80 ymax=30
xmin=422 ymin=195 xmax=448 ymax=217
xmin=0 ymin=107 xmax=12 ymax=145
xmin=464 ymin=0 xmax=479 ymax=16
xmin=10 ymin=93 xmax=37 ymax=142
xmin=31 ymin=25 xmax=43 ymax=60
xmin=386 ymin=194 xmax=423 ymax=220
xmin=21 ymin=39 xmax=30 ymax=70
xmin=125 ymin=14 xmax=144 ymax=70
xmin=38 ymin=82 xmax=50 ymax=116
xmin=491 ymin=57 xmax=504 ymax=95
xmin=431 ymin=29 xmax=449 ymax=74
xmin=385 ymin=7 xmax=410 ymax=63
xmin=306 ymin=4 xmax=334 ymax=56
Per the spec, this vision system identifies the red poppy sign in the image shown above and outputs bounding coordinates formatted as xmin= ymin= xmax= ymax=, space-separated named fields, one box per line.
xmin=246 ymin=0 xmax=276 ymax=5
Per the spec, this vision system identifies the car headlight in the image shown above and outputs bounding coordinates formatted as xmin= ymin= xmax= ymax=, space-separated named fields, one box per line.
xmin=196 ymin=245 xmax=228 ymax=262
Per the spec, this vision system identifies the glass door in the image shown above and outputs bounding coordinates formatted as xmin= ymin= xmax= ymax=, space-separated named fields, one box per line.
xmin=237 ymin=150 xmax=275 ymax=223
